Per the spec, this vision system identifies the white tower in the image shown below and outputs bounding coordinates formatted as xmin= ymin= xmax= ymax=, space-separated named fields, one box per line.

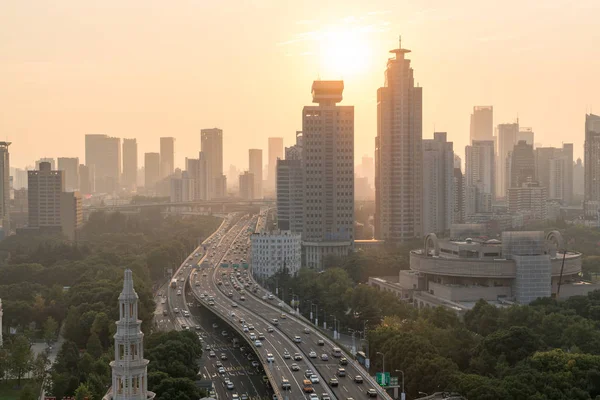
xmin=108 ymin=270 xmax=155 ymax=400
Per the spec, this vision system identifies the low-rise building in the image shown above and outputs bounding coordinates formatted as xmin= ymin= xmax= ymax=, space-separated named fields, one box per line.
xmin=251 ymin=230 xmax=301 ymax=280
xmin=369 ymin=228 xmax=599 ymax=315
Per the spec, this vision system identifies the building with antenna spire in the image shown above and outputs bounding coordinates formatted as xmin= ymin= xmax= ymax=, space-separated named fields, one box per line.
xmin=104 ymin=270 xmax=155 ymax=400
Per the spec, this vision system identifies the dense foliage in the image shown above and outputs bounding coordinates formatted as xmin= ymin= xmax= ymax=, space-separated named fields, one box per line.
xmin=0 ymin=210 xmax=220 ymax=399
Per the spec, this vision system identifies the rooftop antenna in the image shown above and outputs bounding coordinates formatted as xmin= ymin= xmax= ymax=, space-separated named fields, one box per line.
xmin=399 ymin=35 xmax=402 ymax=49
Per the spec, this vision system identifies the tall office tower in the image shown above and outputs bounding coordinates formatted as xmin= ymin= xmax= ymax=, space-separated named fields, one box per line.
xmin=57 ymin=157 xmax=80 ymax=192
xmin=60 ymin=192 xmax=82 ymax=241
xmin=144 ymin=153 xmax=160 ymax=193
xmin=201 ymin=128 xmax=224 ymax=199
xmin=122 ymin=138 xmax=138 ymax=191
xmin=535 ymin=147 xmax=559 ymax=192
xmin=277 ymin=159 xmax=304 ymax=234
xmin=562 ymin=143 xmax=574 ymax=204
xmin=465 ymin=140 xmax=495 ymax=214
xmin=496 ymin=122 xmax=519 ymax=197
xmin=453 ymin=166 xmax=464 ymax=223
xmin=302 ymin=80 xmax=354 ymax=269
xmin=248 ymin=149 xmax=263 ymax=199
xmin=0 ymin=143 xmax=10 ymax=231
xmin=535 ymin=144 xmax=573 ymax=204
xmin=517 ymin=127 xmax=534 ymax=146
xmin=510 ymin=140 xmax=536 ymax=188
xmin=469 ymin=106 xmax=493 ymax=143
xmin=185 ymin=157 xmax=200 ymax=199
xmin=78 ymin=164 xmax=92 ymax=194
xmin=85 ymin=134 xmax=120 ymax=193
xmin=285 ymin=131 xmax=303 ymax=160
xmin=159 ymin=137 xmax=175 ymax=178
xmin=27 ymin=162 xmax=64 ymax=229
xmin=36 ymin=158 xmax=56 ymax=171
xmin=454 ymin=154 xmax=462 ymax=170
xmin=198 ymin=152 xmax=209 ymax=200
xmin=574 ymin=158 xmax=584 ymax=198
xmin=268 ymin=138 xmax=284 ymax=191
xmin=374 ymin=41 xmax=423 ymax=242
xmin=422 ymin=132 xmax=454 ymax=235
xmin=239 ymin=171 xmax=255 ymax=200
xmin=170 ymin=171 xmax=194 ymax=203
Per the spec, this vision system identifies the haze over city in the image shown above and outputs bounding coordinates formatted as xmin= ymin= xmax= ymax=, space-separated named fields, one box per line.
xmin=2 ymin=0 xmax=599 ymax=168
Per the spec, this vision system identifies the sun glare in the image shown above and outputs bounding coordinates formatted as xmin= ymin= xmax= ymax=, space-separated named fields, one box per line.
xmin=318 ymin=28 xmax=373 ymax=78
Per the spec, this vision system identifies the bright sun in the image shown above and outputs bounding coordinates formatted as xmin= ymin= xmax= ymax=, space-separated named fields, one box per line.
xmin=317 ymin=28 xmax=373 ymax=78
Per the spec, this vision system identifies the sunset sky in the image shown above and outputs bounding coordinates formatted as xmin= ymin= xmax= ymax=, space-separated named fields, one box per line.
xmin=1 ymin=0 xmax=599 ymax=170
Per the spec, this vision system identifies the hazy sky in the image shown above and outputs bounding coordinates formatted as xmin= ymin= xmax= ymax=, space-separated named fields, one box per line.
xmin=1 ymin=0 xmax=599 ymax=170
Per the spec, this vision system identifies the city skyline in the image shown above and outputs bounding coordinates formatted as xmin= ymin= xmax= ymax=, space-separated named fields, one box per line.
xmin=2 ymin=1 xmax=598 ymax=170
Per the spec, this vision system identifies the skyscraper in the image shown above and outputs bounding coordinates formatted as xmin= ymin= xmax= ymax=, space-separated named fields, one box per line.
xmin=268 ymin=137 xmax=284 ymax=191
xmin=375 ymin=41 xmax=423 ymax=242
xmin=0 ymin=143 xmax=10 ymax=231
xmin=159 ymin=137 xmax=175 ymax=178
xmin=469 ymin=106 xmax=493 ymax=143
xmin=57 ymin=157 xmax=80 ymax=192
xmin=249 ymin=149 xmax=263 ymax=199
xmin=585 ymin=114 xmax=600 ymax=202
xmin=122 ymin=138 xmax=138 ymax=191
xmin=574 ymin=158 xmax=584 ymax=198
xmin=85 ymin=134 xmax=121 ymax=193
xmin=517 ymin=127 xmax=534 ymax=146
xmin=285 ymin=131 xmax=303 ymax=161
xmin=510 ymin=140 xmax=536 ymax=189
xmin=276 ymin=159 xmax=303 ymax=234
xmin=28 ymin=162 xmax=64 ymax=229
xmin=453 ymin=166 xmax=464 ymax=224
xmin=422 ymin=132 xmax=454 ymax=235
xmin=536 ymin=144 xmax=573 ymax=204
xmin=465 ymin=140 xmax=495 ymax=214
xmin=302 ymin=80 xmax=354 ymax=269
xmin=78 ymin=164 xmax=93 ymax=195
xmin=36 ymin=158 xmax=56 ymax=170
xmin=496 ymin=122 xmax=519 ymax=197
xmin=201 ymin=128 xmax=224 ymax=199
xmin=239 ymin=171 xmax=255 ymax=200
xmin=144 ymin=153 xmax=160 ymax=193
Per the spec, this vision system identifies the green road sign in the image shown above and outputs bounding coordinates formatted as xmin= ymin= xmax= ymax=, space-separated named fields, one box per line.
xmin=242 ymin=263 xmax=249 ymax=269
xmin=233 ymin=264 xmax=240 ymax=270
xmin=390 ymin=376 xmax=398 ymax=386
xmin=376 ymin=372 xmax=390 ymax=386
xmin=220 ymin=263 xmax=229 ymax=268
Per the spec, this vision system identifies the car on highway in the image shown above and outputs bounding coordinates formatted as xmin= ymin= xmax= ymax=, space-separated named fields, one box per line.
xmin=206 ymin=344 xmax=211 ymax=350
xmin=337 ymin=368 xmax=346 ymax=377
xmin=176 ymin=290 xmax=182 ymax=296
xmin=321 ymin=354 xmax=329 ymax=361
xmin=226 ymin=380 xmax=234 ymax=390
xmin=283 ymin=351 xmax=291 ymax=359
xmin=258 ymin=333 xmax=265 ymax=340
xmin=251 ymin=360 xmax=260 ymax=368
xmin=267 ymin=326 xmax=274 ymax=332
xmin=367 ymin=389 xmax=377 ymax=397
xmin=231 ymin=303 xmax=238 ymax=308
xmin=329 ymin=377 xmax=339 ymax=387
xmin=280 ymin=314 xmax=287 ymax=319
xmin=248 ymin=325 xmax=254 ymax=330
xmin=310 ymin=375 xmax=319 ymax=384
xmin=309 ymin=351 xmax=317 ymax=358
xmin=243 ymin=326 xmax=249 ymax=332
xmin=291 ymin=363 xmax=300 ymax=371
xmin=339 ymin=357 xmax=348 ymax=365
xmin=183 ymin=310 xmax=190 ymax=317
xmin=304 ymin=370 xmax=314 ymax=378
xmin=216 ymin=361 xmax=223 ymax=367
xmin=249 ymin=333 xmax=256 ymax=340
xmin=354 ymin=375 xmax=364 ymax=383
xmin=218 ymin=366 xmax=225 ymax=374
xmin=271 ymin=319 xmax=279 ymax=325
xmin=220 ymin=353 xmax=227 ymax=360
xmin=268 ymin=294 xmax=274 ymax=300
xmin=304 ymin=327 xmax=310 ymax=334
xmin=208 ymin=301 xmax=215 ymax=306
xmin=294 ymin=353 xmax=303 ymax=361
xmin=321 ymin=394 xmax=331 ymax=400
xmin=254 ymin=340 xmax=262 ymax=347
xmin=240 ymin=296 xmax=246 ymax=301
xmin=262 ymin=295 xmax=268 ymax=300
xmin=302 ymin=380 xmax=314 ymax=393
xmin=209 ymin=351 xmax=216 ymax=358
xmin=281 ymin=378 xmax=291 ymax=390
xmin=173 ymin=308 xmax=180 ymax=313
xmin=195 ymin=325 xmax=201 ymax=330
xmin=293 ymin=335 xmax=302 ymax=343
xmin=240 ymin=394 xmax=249 ymax=400
xmin=266 ymin=353 xmax=275 ymax=363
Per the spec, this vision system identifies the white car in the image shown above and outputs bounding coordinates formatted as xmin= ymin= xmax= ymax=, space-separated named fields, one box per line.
xmin=254 ymin=340 xmax=262 ymax=347
xmin=310 ymin=375 xmax=319 ymax=384
xmin=293 ymin=336 xmax=302 ymax=343
xmin=309 ymin=394 xmax=319 ymax=400
xmin=309 ymin=351 xmax=317 ymax=358
xmin=266 ymin=353 xmax=275 ymax=363
xmin=243 ymin=326 xmax=249 ymax=332
xmin=218 ymin=366 xmax=226 ymax=374
xmin=321 ymin=354 xmax=329 ymax=361
xmin=283 ymin=351 xmax=291 ymax=359
xmin=250 ymin=333 xmax=256 ymax=340
xmin=226 ymin=381 xmax=234 ymax=390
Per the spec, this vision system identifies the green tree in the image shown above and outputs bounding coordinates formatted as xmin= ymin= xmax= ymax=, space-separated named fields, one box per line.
xmin=9 ymin=335 xmax=33 ymax=386
xmin=464 ymin=299 xmax=500 ymax=336
xmin=74 ymin=382 xmax=93 ymax=400
xmin=32 ymin=352 xmax=50 ymax=382
xmin=86 ymin=333 xmax=103 ymax=359
xmin=151 ymin=377 xmax=200 ymax=400
xmin=43 ymin=316 xmax=59 ymax=345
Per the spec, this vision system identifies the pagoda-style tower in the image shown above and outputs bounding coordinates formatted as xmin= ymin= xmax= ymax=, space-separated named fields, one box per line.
xmin=108 ymin=270 xmax=155 ymax=400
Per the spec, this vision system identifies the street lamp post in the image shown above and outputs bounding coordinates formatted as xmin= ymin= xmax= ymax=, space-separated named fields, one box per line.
xmin=348 ymin=329 xmax=356 ymax=355
xmin=330 ymin=314 xmax=338 ymax=340
xmin=376 ymin=352 xmax=385 ymax=377
xmin=323 ymin=307 xmax=326 ymax=330
xmin=395 ymin=369 xmax=405 ymax=399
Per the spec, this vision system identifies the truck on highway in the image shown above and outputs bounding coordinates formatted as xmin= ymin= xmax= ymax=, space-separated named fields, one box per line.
xmin=170 ymin=279 xmax=177 ymax=289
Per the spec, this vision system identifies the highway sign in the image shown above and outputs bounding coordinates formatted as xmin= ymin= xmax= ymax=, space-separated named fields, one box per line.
xmin=220 ymin=263 xmax=229 ymax=268
xmin=390 ymin=376 xmax=398 ymax=386
xmin=376 ymin=372 xmax=390 ymax=386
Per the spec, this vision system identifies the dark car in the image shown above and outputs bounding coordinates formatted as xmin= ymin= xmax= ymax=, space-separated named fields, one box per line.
xmin=339 ymin=357 xmax=348 ymax=365
xmin=354 ymin=375 xmax=363 ymax=384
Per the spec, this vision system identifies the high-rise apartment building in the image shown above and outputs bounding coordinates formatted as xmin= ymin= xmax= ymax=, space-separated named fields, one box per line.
xmin=85 ymin=134 xmax=121 ymax=193
xmin=585 ymin=114 xmax=600 ymax=202
xmin=469 ymin=106 xmax=493 ymax=143
xmin=160 ymin=137 xmax=175 ymax=178
xmin=144 ymin=153 xmax=160 ymax=193
xmin=170 ymin=171 xmax=194 ymax=203
xmin=276 ymin=159 xmax=303 ymax=234
xmin=249 ymin=149 xmax=263 ymax=199
xmin=496 ymin=122 xmax=519 ymax=197
xmin=465 ymin=140 xmax=495 ymax=215
xmin=0 ymin=143 xmax=10 ymax=231
xmin=535 ymin=144 xmax=573 ymax=204
xmin=28 ymin=162 xmax=64 ymax=229
xmin=60 ymin=191 xmax=83 ymax=241
xmin=239 ymin=171 xmax=255 ymax=200
xmin=375 ymin=42 xmax=423 ymax=242
xmin=302 ymin=81 xmax=354 ymax=269
xmin=422 ymin=132 xmax=454 ymax=235
xmin=268 ymin=138 xmax=284 ymax=191
xmin=508 ymin=181 xmax=548 ymax=220
xmin=78 ymin=164 xmax=93 ymax=194
xmin=453 ymin=167 xmax=464 ymax=223
xmin=57 ymin=157 xmax=79 ymax=192
xmin=122 ymin=138 xmax=138 ymax=191
xmin=285 ymin=131 xmax=303 ymax=161
xmin=574 ymin=158 xmax=584 ymax=198
xmin=201 ymin=128 xmax=224 ymax=199
xmin=517 ymin=127 xmax=534 ymax=146
xmin=510 ymin=140 xmax=536 ymax=189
